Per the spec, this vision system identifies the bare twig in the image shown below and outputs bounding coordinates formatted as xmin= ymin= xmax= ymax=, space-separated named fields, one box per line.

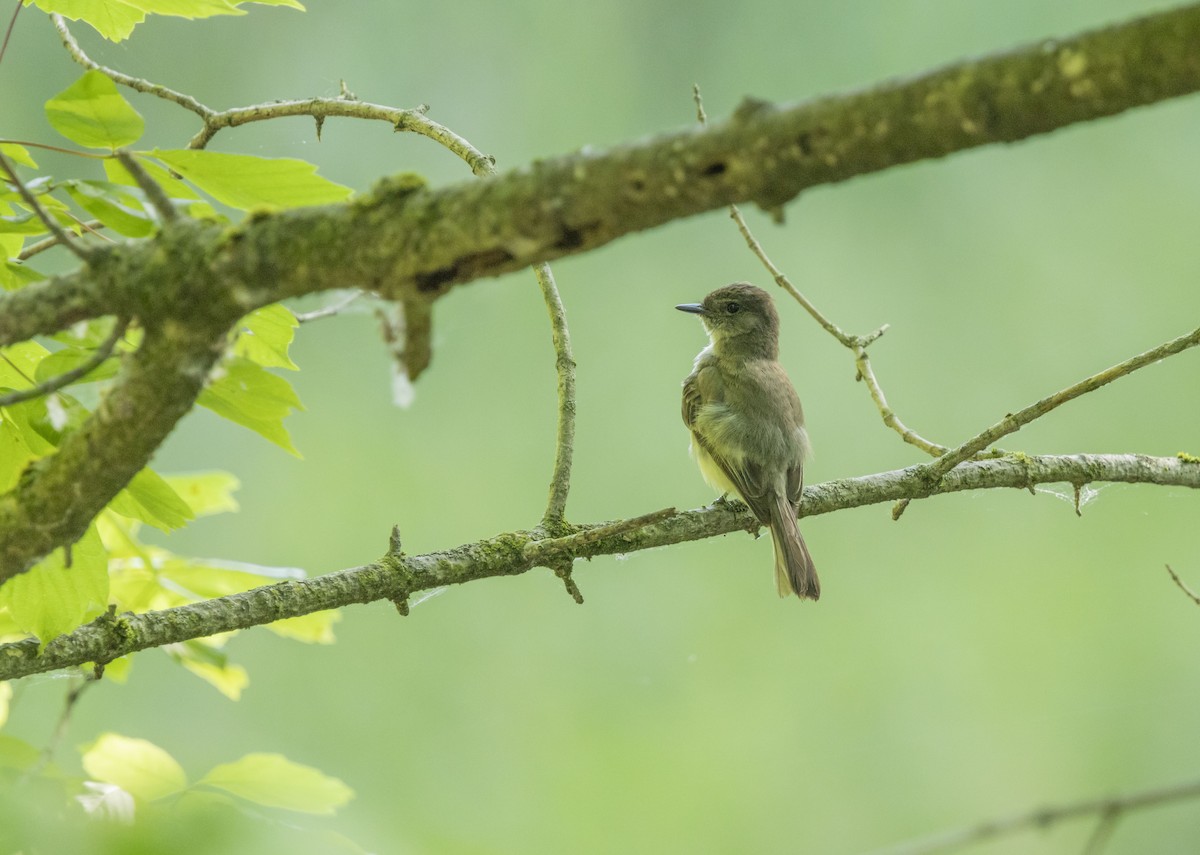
xmin=0 ymin=1 xmax=20 ymax=67
xmin=532 ymin=262 xmax=577 ymax=525
xmin=390 ymin=105 xmax=577 ymax=525
xmin=22 ymin=673 xmax=97 ymax=780
xmin=17 ymin=219 xmax=104 ymax=261
xmin=1165 ymin=564 xmax=1200 ymax=606
xmin=923 ymin=325 xmax=1200 ymax=482
xmin=1080 ymin=808 xmax=1121 ymax=855
xmin=292 ymin=290 xmax=366 ymax=324
xmin=692 ymin=84 xmax=946 ymax=457
xmin=0 ymin=149 xmax=91 ymax=262
xmin=52 ymin=15 xmax=214 ymax=120
xmin=0 ymin=318 xmax=126 ymax=407
xmin=869 ymin=776 xmax=1200 ymax=855
xmin=114 ymin=150 xmax=177 ymax=223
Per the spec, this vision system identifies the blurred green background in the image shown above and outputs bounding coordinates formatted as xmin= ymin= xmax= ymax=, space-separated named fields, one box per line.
xmin=5 ymin=1 xmax=1200 ymax=852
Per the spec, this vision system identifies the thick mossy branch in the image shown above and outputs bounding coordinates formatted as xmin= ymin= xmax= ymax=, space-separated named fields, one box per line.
xmin=0 ymin=221 xmax=245 ymax=582
xmin=0 ymin=321 xmax=230 ymax=582
xmin=1 ymin=453 xmax=1196 ymax=682
xmin=5 ymin=4 xmax=1200 ymax=344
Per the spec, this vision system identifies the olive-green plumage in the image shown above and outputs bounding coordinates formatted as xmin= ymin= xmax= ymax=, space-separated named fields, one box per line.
xmin=677 ymin=283 xmax=819 ymax=600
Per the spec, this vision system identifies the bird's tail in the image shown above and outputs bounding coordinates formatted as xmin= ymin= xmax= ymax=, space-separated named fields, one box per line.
xmin=770 ymin=495 xmax=819 ymax=600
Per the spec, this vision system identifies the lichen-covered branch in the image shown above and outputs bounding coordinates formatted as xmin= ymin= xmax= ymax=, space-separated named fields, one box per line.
xmin=0 ymin=319 xmax=231 ymax=582
xmin=8 ymin=4 xmax=1200 ymax=346
xmin=0 ymin=220 xmax=245 ymax=582
xmin=1 ymin=453 xmax=1196 ymax=682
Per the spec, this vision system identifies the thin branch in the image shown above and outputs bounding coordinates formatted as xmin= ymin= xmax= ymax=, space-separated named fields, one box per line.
xmin=113 ymin=150 xmax=176 ymax=223
xmin=0 ymin=149 xmax=91 ymax=262
xmin=22 ymin=673 xmax=96 ymax=780
xmin=1165 ymin=564 xmax=1200 ymax=606
xmin=17 ymin=219 xmax=104 ymax=261
xmin=532 ymin=262 xmax=577 ymax=526
xmin=388 ymin=103 xmax=577 ymax=526
xmin=2 ymin=452 xmax=1197 ymax=682
xmin=870 ymin=776 xmax=1200 ymax=855
xmin=0 ymin=1 xmax=20 ymax=67
xmin=923 ymin=324 xmax=1200 ymax=482
xmin=0 ymin=317 xmax=126 ymax=407
xmin=693 ymin=84 xmax=946 ymax=457
xmin=1080 ymin=808 xmax=1120 ymax=855
xmin=292 ymin=290 xmax=366 ymax=324
xmin=52 ymin=15 xmax=214 ymax=120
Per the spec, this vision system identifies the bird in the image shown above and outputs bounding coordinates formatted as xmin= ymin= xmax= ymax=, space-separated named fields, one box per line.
xmin=677 ymin=282 xmax=819 ymax=599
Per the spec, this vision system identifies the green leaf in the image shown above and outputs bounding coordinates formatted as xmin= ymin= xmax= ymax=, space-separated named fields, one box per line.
xmin=108 ymin=468 xmax=196 ymax=531
xmin=28 ymin=1 xmax=304 ymax=42
xmin=0 ymin=143 xmax=36 ymax=169
xmin=159 ymin=557 xmax=303 ymax=600
xmin=198 ymin=356 xmax=303 ymax=455
xmin=104 ymin=155 xmax=223 ymax=221
xmin=199 ymin=754 xmax=353 ymax=814
xmin=0 ymin=339 xmax=48 ymax=390
xmin=34 ymin=344 xmax=121 ymax=387
xmin=44 ymin=70 xmax=145 ymax=149
xmin=0 ymin=261 xmax=44 ymax=291
xmin=0 ymin=525 xmax=108 ymax=644
xmin=163 ymin=471 xmax=241 ymax=517
xmin=0 ymin=414 xmax=39 ymax=494
xmin=266 ymin=610 xmax=339 ymax=644
xmin=0 ymin=735 xmax=40 ymax=771
xmin=151 ymin=149 xmax=352 ymax=210
xmin=28 ymin=1 xmax=147 ymax=42
xmin=234 ymin=304 xmax=299 ymax=370
xmin=0 ymin=682 xmax=10 ymax=730
xmin=166 ymin=640 xmax=249 ymax=700
xmin=0 ymin=211 xmax=52 ymax=235
xmin=105 ymin=154 xmax=198 ymax=198
xmin=82 ymin=733 xmax=188 ymax=801
xmin=62 ymin=179 xmax=154 ymax=237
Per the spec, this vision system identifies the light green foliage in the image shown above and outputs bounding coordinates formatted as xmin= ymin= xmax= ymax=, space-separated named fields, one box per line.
xmin=108 ymin=468 xmax=196 ymax=532
xmin=0 ymin=733 xmax=39 ymax=771
xmin=233 ymin=304 xmax=300 ymax=371
xmin=82 ymin=733 xmax=188 ymax=802
xmin=44 ymin=70 xmax=145 ymax=149
xmin=0 ymin=144 xmax=37 ymax=169
xmin=166 ymin=640 xmax=250 ymax=699
xmin=199 ymin=753 xmax=354 ymax=814
xmin=198 ymin=356 xmax=304 ymax=455
xmin=61 ymin=179 xmax=155 ymax=236
xmin=104 ymin=156 xmax=220 ymax=220
xmin=151 ymin=149 xmax=353 ymax=210
xmin=164 ymin=471 xmax=241 ymax=517
xmin=77 ymin=733 xmax=353 ymax=819
xmin=0 ymin=525 xmax=107 ymax=643
xmin=26 ymin=0 xmax=305 ymax=42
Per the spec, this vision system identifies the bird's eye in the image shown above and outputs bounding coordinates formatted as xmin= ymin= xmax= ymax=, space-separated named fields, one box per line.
xmin=725 ymin=302 xmax=741 ymax=314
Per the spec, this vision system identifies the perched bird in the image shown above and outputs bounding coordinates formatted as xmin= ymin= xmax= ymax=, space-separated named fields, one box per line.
xmin=677 ymin=283 xmax=819 ymax=600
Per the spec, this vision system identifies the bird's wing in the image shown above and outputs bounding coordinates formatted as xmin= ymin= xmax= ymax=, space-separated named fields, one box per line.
xmin=683 ymin=365 xmax=777 ymax=524
xmin=681 ymin=371 xmax=702 ymax=429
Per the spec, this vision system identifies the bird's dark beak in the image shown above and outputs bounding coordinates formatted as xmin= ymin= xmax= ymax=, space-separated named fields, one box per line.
xmin=675 ymin=303 xmax=705 ymax=315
